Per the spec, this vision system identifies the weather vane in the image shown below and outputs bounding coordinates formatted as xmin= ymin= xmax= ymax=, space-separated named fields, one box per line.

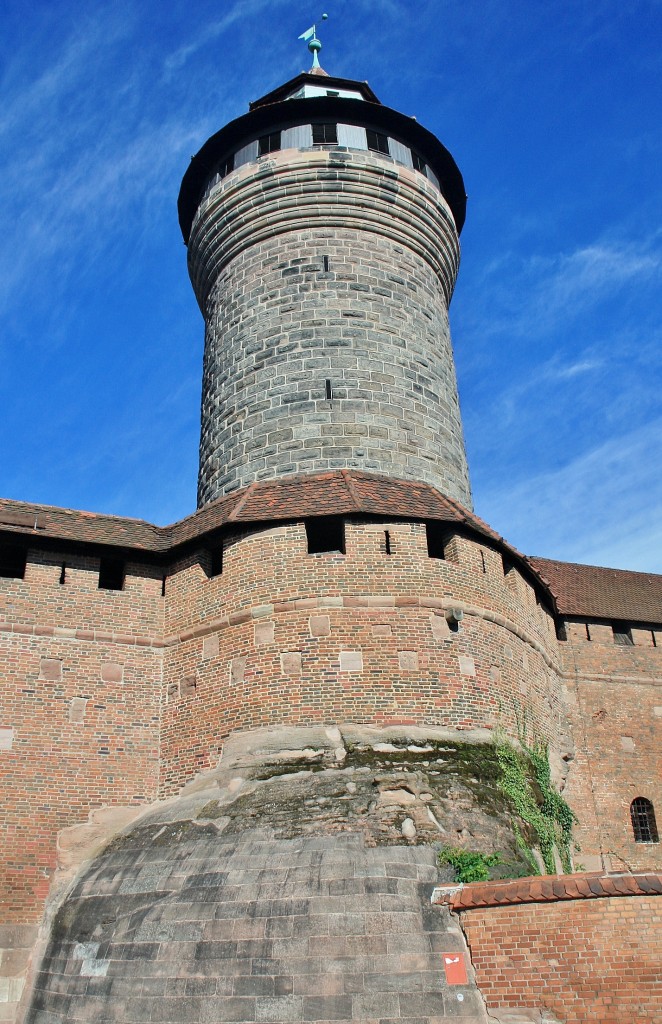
xmin=298 ymin=13 xmax=328 ymax=70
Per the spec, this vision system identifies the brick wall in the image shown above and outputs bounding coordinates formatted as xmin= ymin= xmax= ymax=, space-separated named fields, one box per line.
xmin=559 ymin=628 xmax=661 ymax=872
xmin=189 ymin=148 xmax=472 ymax=507
xmin=0 ymin=551 xmax=164 ymax=924
xmin=455 ymin=879 xmax=662 ymax=1023
xmin=160 ymin=519 xmax=565 ymax=793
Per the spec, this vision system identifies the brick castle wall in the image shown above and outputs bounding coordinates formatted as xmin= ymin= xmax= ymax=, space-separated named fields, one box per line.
xmin=2 ymin=521 xmax=661 ymax=933
xmin=160 ymin=520 xmax=565 ymax=793
xmin=188 ymin=149 xmax=471 ymax=508
xmin=460 ymin=890 xmax=662 ymax=1023
xmin=0 ymin=551 xmax=163 ymax=924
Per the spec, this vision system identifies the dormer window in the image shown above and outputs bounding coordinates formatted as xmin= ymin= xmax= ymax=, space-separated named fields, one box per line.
xmin=312 ymin=123 xmax=338 ymax=145
xmin=259 ymin=131 xmax=281 ymax=156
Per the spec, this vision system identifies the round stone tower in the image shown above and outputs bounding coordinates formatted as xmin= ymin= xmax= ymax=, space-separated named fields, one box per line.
xmin=179 ymin=68 xmax=472 ymax=508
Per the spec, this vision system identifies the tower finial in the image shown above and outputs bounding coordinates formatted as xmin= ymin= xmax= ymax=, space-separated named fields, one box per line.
xmin=298 ymin=13 xmax=328 ymax=70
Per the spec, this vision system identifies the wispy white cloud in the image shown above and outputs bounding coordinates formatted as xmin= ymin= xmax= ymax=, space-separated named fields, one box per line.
xmin=476 ymin=416 xmax=662 ymax=572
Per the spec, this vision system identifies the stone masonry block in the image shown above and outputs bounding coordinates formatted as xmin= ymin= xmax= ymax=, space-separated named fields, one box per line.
xmin=230 ymin=658 xmax=247 ymax=684
xmin=398 ymin=651 xmax=419 ymax=671
xmin=281 ymin=652 xmax=302 ymax=675
xmin=254 ymin=621 xmax=275 ymax=646
xmin=101 ymin=662 xmax=123 ymax=683
xmin=458 ymin=655 xmax=476 ymax=677
xmin=202 ymin=635 xmax=219 ymax=660
xmin=0 ymin=728 xmax=14 ymax=751
xmin=69 ymin=698 xmax=87 ymax=724
xmin=372 ymin=623 xmax=392 ymax=637
xmin=430 ymin=614 xmax=450 ymax=641
xmin=339 ymin=651 xmax=363 ymax=673
xmin=309 ymin=615 xmax=330 ymax=637
xmin=39 ymin=658 xmax=62 ymax=681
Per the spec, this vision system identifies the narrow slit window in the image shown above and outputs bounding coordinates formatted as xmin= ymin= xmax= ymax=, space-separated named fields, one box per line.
xmin=411 ymin=150 xmax=426 ymax=173
xmin=98 ymin=558 xmax=125 ymax=591
xmin=161 ymin=574 xmax=167 ymax=597
xmin=652 ymin=631 xmax=657 ymax=648
xmin=59 ymin=562 xmax=66 ymax=585
xmin=259 ymin=131 xmax=281 ymax=155
xmin=366 ymin=129 xmax=390 ymax=154
xmin=325 ymin=379 xmax=332 ymax=401
xmin=312 ymin=122 xmax=338 ymax=145
xmin=0 ymin=544 xmax=27 ymax=579
xmin=585 ymin=623 xmax=592 ymax=641
xmin=630 ymin=798 xmax=659 ymax=843
xmin=384 ymin=530 xmax=391 ymax=555
xmin=426 ymin=523 xmax=449 ymax=560
xmin=480 ymin=550 xmax=487 ymax=574
xmin=613 ymin=623 xmax=634 ymax=646
xmin=322 ymin=255 xmax=330 ymax=272
xmin=208 ymin=546 xmax=223 ymax=578
xmin=306 ymin=516 xmax=344 ymax=555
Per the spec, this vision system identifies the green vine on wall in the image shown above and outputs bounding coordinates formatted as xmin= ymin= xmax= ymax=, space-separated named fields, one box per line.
xmin=438 ymin=846 xmax=501 ymax=883
xmin=495 ymin=735 xmax=576 ymax=874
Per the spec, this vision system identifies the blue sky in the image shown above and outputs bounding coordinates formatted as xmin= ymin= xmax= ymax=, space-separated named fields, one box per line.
xmin=1 ymin=0 xmax=661 ymax=572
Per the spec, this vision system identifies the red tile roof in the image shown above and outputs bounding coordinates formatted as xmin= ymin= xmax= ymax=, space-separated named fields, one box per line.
xmin=433 ymin=871 xmax=662 ymax=911
xmin=2 ymin=471 xmax=661 ymax=624
xmin=528 ymin=555 xmax=662 ymax=624
xmin=0 ymin=471 xmax=501 ymax=554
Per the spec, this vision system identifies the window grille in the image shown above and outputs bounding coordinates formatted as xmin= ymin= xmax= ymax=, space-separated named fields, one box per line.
xmin=630 ymin=798 xmax=659 ymax=843
xmin=312 ymin=123 xmax=338 ymax=145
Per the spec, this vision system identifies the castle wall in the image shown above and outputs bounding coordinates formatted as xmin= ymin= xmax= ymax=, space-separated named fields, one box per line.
xmin=160 ymin=520 xmax=564 ymax=794
xmin=0 ymin=551 xmax=164 ymax=924
xmin=557 ymin=629 xmax=662 ymax=872
xmin=189 ymin=149 xmax=471 ymax=507
xmin=458 ymin=888 xmax=662 ymax=1023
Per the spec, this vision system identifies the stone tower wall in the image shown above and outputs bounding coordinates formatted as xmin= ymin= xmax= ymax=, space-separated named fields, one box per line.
xmin=187 ymin=149 xmax=471 ymax=507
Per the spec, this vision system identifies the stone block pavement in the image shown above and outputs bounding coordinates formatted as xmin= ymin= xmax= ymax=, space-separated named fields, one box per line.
xmin=25 ymin=831 xmax=487 ymax=1023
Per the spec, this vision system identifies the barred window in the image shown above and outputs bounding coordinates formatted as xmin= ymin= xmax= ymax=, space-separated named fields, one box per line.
xmin=630 ymin=798 xmax=659 ymax=843
xmin=312 ymin=122 xmax=338 ymax=145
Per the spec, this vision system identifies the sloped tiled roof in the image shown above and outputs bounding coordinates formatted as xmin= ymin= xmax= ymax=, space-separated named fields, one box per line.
xmin=2 ymin=472 xmax=661 ymax=625
xmin=433 ymin=871 xmax=662 ymax=911
xmin=0 ymin=471 xmax=501 ymax=554
xmin=529 ymin=555 xmax=662 ymax=623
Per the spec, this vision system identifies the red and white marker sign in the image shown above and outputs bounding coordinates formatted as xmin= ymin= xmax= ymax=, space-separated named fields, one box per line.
xmin=441 ymin=952 xmax=468 ymax=985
